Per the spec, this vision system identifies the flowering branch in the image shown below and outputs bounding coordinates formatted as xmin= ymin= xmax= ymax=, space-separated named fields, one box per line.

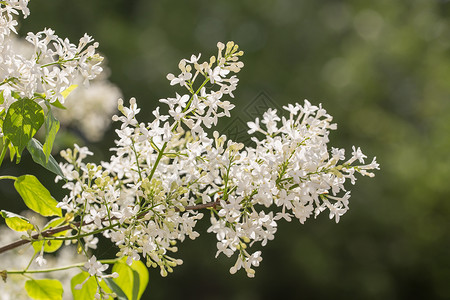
xmin=0 ymin=200 xmax=221 ymax=254
xmin=48 ymin=41 xmax=378 ymax=279
xmin=0 ymin=1 xmax=378 ymax=298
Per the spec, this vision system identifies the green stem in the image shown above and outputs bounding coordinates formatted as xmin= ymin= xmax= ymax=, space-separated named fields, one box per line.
xmin=147 ymin=142 xmax=167 ymax=181
xmin=148 ymin=76 xmax=210 ymax=181
xmin=131 ymin=139 xmax=143 ymax=182
xmin=182 ymin=77 xmax=210 ymax=114
xmin=40 ymin=57 xmax=79 ymax=68
xmin=24 ymin=251 xmax=39 ymax=272
xmin=6 ymin=258 xmax=119 ymax=275
xmin=0 ymin=175 xmax=17 ymax=181
xmin=44 ymin=223 xmax=119 ymax=241
xmin=222 ymin=158 xmax=233 ymax=201
xmin=77 ymin=197 xmax=89 ymax=239
xmin=0 ymin=77 xmax=17 ymax=87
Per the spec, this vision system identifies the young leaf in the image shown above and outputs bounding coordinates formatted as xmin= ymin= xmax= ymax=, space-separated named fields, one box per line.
xmin=14 ymin=175 xmax=62 ymax=217
xmin=3 ymin=98 xmax=45 ymax=163
xmin=0 ymin=91 xmax=6 ymax=127
xmin=25 ymin=279 xmax=63 ymax=300
xmin=27 ymin=138 xmax=65 ymax=179
xmin=71 ymin=272 xmax=112 ymax=300
xmin=112 ymin=258 xmax=149 ymax=300
xmin=8 ymin=138 xmax=16 ymax=162
xmin=0 ymin=210 xmax=35 ymax=232
xmin=61 ymin=84 xmax=78 ymax=99
xmin=32 ymin=217 xmax=68 ymax=253
xmin=0 ymin=138 xmax=9 ymax=167
xmin=50 ymin=99 xmax=66 ymax=110
xmin=43 ymin=109 xmax=60 ymax=162
xmin=11 ymin=91 xmax=21 ymax=99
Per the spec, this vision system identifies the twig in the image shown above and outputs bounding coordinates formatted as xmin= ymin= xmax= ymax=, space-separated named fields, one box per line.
xmin=0 ymin=200 xmax=220 ymax=254
xmin=0 ymin=221 xmax=81 ymax=254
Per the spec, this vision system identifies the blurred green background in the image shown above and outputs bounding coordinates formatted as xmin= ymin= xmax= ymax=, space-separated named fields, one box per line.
xmin=2 ymin=0 xmax=450 ymax=299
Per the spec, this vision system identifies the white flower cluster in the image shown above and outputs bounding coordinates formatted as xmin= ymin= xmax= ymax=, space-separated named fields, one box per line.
xmin=55 ymin=41 xmax=378 ymax=278
xmin=0 ymin=0 xmax=29 ymax=38
xmin=0 ymin=0 xmax=102 ymax=117
xmin=7 ymin=32 xmax=121 ymax=143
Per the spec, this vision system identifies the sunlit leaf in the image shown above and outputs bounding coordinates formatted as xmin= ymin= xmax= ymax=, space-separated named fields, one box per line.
xmin=112 ymin=261 xmax=140 ymax=300
xmin=32 ymin=217 xmax=68 ymax=253
xmin=11 ymin=91 xmax=20 ymax=99
xmin=112 ymin=257 xmax=149 ymax=300
xmin=25 ymin=279 xmax=63 ymax=300
xmin=71 ymin=272 xmax=112 ymax=300
xmin=14 ymin=175 xmax=62 ymax=217
xmin=0 ymin=210 xmax=35 ymax=232
xmin=0 ymin=138 xmax=9 ymax=167
xmin=8 ymin=136 xmax=16 ymax=162
xmin=3 ymin=98 xmax=45 ymax=163
xmin=43 ymin=109 xmax=60 ymax=162
xmin=128 ymin=258 xmax=149 ymax=299
xmin=60 ymin=84 xmax=78 ymax=99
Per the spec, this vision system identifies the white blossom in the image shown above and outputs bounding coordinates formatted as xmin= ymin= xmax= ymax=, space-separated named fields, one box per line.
xmin=0 ymin=0 xmax=102 ymax=122
xmin=84 ymin=255 xmax=108 ymax=277
xmin=52 ymin=41 xmax=378 ymax=279
xmin=0 ymin=2 xmax=377 ymax=297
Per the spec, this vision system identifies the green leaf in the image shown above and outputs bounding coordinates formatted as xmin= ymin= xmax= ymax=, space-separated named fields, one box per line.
xmin=71 ymin=272 xmax=112 ymax=300
xmin=27 ymin=138 xmax=65 ymax=178
xmin=3 ymin=98 xmax=45 ymax=163
xmin=43 ymin=109 xmax=60 ymax=162
xmin=0 ymin=138 xmax=9 ymax=167
xmin=0 ymin=210 xmax=35 ymax=232
xmin=103 ymin=278 xmax=128 ymax=300
xmin=0 ymin=109 xmax=5 ymax=128
xmin=8 ymin=139 xmax=16 ymax=162
xmin=112 ymin=261 xmax=139 ymax=300
xmin=25 ymin=279 xmax=63 ymax=300
xmin=61 ymin=84 xmax=78 ymax=99
xmin=49 ymin=99 xmax=66 ymax=110
xmin=14 ymin=175 xmax=62 ymax=217
xmin=112 ymin=258 xmax=149 ymax=300
xmin=46 ymin=84 xmax=76 ymax=110
xmin=32 ymin=217 xmax=67 ymax=253
xmin=11 ymin=91 xmax=21 ymax=99
xmin=128 ymin=258 xmax=149 ymax=299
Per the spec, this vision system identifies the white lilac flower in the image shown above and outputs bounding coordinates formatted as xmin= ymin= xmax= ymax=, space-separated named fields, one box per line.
xmin=0 ymin=0 xmax=378 ymax=284
xmin=35 ymin=253 xmax=47 ymax=267
xmin=0 ymin=1 xmax=102 ymax=118
xmin=54 ymin=41 xmax=378 ymax=279
xmin=84 ymin=255 xmax=108 ymax=277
